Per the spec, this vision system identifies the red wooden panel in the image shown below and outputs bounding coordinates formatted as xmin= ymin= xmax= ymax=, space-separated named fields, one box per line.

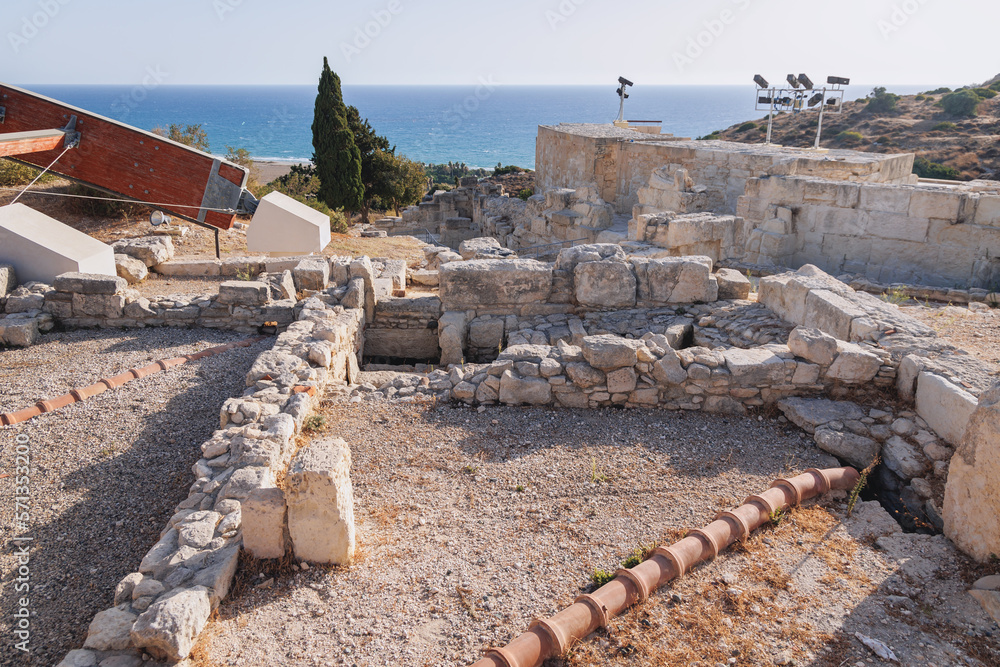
xmin=0 ymin=83 xmax=247 ymax=230
xmin=0 ymin=129 xmax=65 ymax=157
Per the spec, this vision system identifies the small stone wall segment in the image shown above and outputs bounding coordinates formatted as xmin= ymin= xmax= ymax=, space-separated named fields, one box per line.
xmin=943 ymin=381 xmax=1000 ymax=562
xmin=758 ymin=264 xmax=934 ymax=343
xmin=479 ymin=186 xmax=617 ymax=253
xmin=57 ymin=285 xmax=366 ymax=666
xmin=739 ymin=176 xmax=1000 ymax=289
xmin=0 ymin=280 xmax=55 ymax=347
xmin=440 ymin=322 xmax=886 ymax=413
xmin=758 ymin=264 xmax=996 ymax=454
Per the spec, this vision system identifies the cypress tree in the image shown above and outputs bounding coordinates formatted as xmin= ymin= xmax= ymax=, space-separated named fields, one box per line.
xmin=312 ymin=57 xmax=363 ymax=213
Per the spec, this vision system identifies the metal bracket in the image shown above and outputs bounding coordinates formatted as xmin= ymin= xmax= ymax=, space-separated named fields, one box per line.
xmin=237 ymin=188 xmax=259 ymax=216
xmin=62 ymin=115 xmax=81 ymax=148
xmin=198 ymin=159 xmax=243 ymax=223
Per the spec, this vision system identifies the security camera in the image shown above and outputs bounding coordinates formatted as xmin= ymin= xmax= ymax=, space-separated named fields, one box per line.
xmin=618 ymin=76 xmax=634 ymax=87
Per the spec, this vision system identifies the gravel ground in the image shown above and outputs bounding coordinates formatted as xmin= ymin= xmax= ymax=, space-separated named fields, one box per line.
xmin=904 ymin=303 xmax=1000 ymax=367
xmin=199 ymin=400 xmax=998 ymax=667
xmin=0 ymin=328 xmax=271 ymax=667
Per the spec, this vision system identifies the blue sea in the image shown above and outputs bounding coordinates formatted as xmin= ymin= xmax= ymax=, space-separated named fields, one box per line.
xmin=24 ymin=84 xmax=937 ymax=170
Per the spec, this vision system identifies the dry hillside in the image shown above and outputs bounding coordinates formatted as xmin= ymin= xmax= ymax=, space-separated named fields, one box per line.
xmin=713 ymin=76 xmax=1000 ymax=181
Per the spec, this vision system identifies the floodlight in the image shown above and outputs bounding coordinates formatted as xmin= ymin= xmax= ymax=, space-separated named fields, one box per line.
xmin=827 ymin=76 xmax=850 ymax=86
xmin=808 ymin=93 xmax=824 ymax=107
xmin=798 ymin=74 xmax=814 ymax=90
xmin=758 ymin=96 xmax=773 ymax=105
xmin=150 ymin=210 xmax=171 ymax=227
xmin=618 ymin=76 xmax=634 ymax=87
xmin=827 ymin=97 xmax=840 ymax=106
xmin=754 ymin=74 xmax=769 ymax=89
xmin=786 ymin=74 xmax=801 ymax=89
xmin=779 ymin=97 xmax=792 ymax=106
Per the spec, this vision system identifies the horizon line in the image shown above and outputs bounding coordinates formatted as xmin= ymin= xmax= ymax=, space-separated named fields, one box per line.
xmin=15 ymin=81 xmax=953 ymax=88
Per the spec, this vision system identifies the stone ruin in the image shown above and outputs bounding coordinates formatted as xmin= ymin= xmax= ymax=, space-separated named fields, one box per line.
xmin=3 ymin=121 xmax=994 ymax=665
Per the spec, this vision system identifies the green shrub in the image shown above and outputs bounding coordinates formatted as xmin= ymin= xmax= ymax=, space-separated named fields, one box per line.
xmin=517 ymin=188 xmax=533 ymax=201
xmin=697 ymin=130 xmax=722 ymax=141
xmin=924 ymin=87 xmax=952 ymax=95
xmin=866 ymin=87 xmax=900 ymax=114
xmin=914 ymin=94 xmax=926 ymax=101
xmin=913 ymin=157 xmax=960 ymax=180
xmin=493 ymin=163 xmax=525 ymax=177
xmin=941 ymin=89 xmax=982 ymax=117
xmin=931 ymin=122 xmax=957 ymax=132
xmin=329 ymin=208 xmax=348 ymax=234
xmin=0 ymin=159 xmax=45 ymax=187
xmin=836 ymin=131 xmax=865 ymax=145
xmin=973 ymin=88 xmax=998 ymax=99
xmin=991 ymin=82 xmax=1000 ymax=92
xmin=736 ymin=121 xmax=757 ymax=132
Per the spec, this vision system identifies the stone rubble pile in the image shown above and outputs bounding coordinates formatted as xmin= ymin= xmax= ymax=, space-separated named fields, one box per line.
xmin=0 ymin=279 xmax=55 ymax=347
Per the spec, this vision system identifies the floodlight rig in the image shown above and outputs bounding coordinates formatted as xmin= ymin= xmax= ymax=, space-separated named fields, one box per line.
xmin=753 ymin=73 xmax=849 ymax=149
xmin=615 ymin=76 xmax=633 ymax=126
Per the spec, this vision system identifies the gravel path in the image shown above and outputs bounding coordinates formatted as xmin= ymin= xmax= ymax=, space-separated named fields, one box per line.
xmin=0 ymin=329 xmax=271 ymax=667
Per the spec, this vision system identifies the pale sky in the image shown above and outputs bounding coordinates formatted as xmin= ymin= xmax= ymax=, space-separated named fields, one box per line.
xmin=2 ymin=0 xmax=995 ymax=87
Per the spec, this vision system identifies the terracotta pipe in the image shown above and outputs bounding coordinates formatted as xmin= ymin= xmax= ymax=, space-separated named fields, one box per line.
xmin=470 ymin=467 xmax=859 ymax=667
xmin=0 ymin=337 xmax=265 ymax=426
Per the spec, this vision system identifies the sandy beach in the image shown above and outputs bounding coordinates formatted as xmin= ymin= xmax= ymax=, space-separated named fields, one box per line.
xmin=254 ymin=159 xmax=310 ymax=184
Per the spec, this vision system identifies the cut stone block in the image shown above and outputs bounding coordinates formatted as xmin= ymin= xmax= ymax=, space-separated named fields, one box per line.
xmin=0 ymin=264 xmax=16 ymax=297
xmin=574 ymin=260 xmax=636 ymax=308
xmin=0 ymin=203 xmax=116 ymax=283
xmin=130 ymin=586 xmax=212 ymax=661
xmin=715 ymin=267 xmax=751 ymax=300
xmin=242 ymin=488 xmax=288 ymax=558
xmin=153 ymin=259 xmax=221 ymax=277
xmin=286 ymin=438 xmax=355 ymax=565
xmin=53 ymin=272 xmax=126 ymax=295
xmin=112 ymin=236 xmax=174 ymax=267
xmin=439 ymin=259 xmax=552 ymax=309
xmin=292 ymin=257 xmax=330 ymax=291
xmin=247 ymin=191 xmax=331 ymax=256
xmin=944 ymin=382 xmax=1000 ymax=561
xmin=217 ymin=281 xmax=271 ymax=306
xmin=915 ymin=372 xmax=977 ymax=446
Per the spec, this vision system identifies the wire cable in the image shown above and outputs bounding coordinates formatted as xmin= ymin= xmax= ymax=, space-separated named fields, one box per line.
xmin=8 ymin=145 xmax=75 ymax=205
xmin=0 ymin=185 xmax=237 ymax=214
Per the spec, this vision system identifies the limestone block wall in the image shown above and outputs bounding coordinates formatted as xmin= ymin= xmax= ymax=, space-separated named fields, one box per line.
xmin=60 ymin=295 xmax=364 ymax=666
xmin=739 ymin=176 xmax=1000 ymax=289
xmin=436 ymin=246 xmax=739 ymax=364
xmin=535 ymin=124 xmax=914 ymax=216
xmin=616 ymin=141 xmax=915 ymax=216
